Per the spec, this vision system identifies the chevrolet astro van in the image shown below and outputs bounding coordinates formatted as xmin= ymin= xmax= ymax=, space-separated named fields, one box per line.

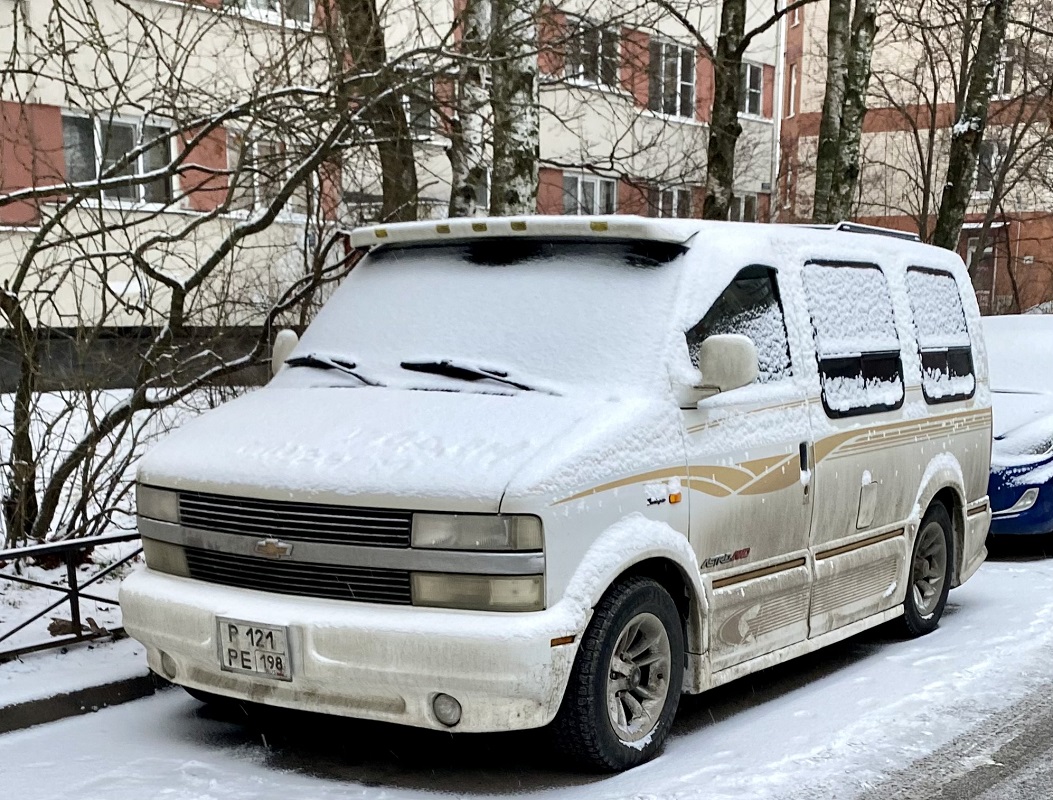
xmin=121 ymin=216 xmax=992 ymax=771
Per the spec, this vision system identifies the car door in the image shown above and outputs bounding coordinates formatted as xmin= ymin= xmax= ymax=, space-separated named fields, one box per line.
xmin=799 ymin=260 xmax=912 ymax=637
xmin=680 ymin=265 xmax=815 ymax=672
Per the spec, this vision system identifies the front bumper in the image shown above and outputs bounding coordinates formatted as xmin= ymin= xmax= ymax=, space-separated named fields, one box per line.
xmin=119 ymin=567 xmax=581 ymax=732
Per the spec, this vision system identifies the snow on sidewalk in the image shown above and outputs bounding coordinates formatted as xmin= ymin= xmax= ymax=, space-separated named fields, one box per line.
xmin=0 ymin=636 xmax=148 ymax=709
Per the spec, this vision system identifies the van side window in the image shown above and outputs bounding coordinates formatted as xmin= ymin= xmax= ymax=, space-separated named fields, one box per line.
xmin=686 ymin=266 xmax=792 ymax=383
xmin=905 ymin=267 xmax=976 ymax=403
xmin=802 ymin=261 xmax=905 ymax=417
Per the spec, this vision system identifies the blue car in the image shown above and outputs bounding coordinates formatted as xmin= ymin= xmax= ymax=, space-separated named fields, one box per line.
xmin=984 ymin=315 xmax=1053 ymax=535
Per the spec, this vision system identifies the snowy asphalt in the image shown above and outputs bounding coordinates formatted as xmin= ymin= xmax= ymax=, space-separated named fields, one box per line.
xmin=3 ymin=541 xmax=1053 ymax=799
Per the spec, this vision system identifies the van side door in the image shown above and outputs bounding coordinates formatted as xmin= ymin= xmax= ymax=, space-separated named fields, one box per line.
xmin=800 ymin=260 xmax=912 ymax=636
xmin=681 ymin=266 xmax=814 ymax=672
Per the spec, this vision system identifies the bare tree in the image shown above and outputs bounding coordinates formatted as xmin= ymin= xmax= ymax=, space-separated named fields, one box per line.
xmin=813 ymin=0 xmax=878 ymax=223
xmin=932 ymin=0 xmax=1010 ymax=249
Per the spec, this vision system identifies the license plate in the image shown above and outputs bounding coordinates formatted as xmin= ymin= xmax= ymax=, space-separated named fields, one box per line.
xmin=217 ymin=617 xmax=292 ymax=681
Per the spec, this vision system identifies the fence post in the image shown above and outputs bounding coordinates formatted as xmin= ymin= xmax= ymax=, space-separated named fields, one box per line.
xmin=66 ymin=551 xmax=81 ymax=635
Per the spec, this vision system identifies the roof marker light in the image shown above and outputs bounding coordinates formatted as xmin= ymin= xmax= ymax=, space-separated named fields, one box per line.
xmin=374 ymin=229 xmax=388 ymax=238
xmin=590 ymin=221 xmax=608 ymax=232
xmin=472 ymin=222 xmax=487 ymax=232
xmin=436 ymin=224 xmax=450 ymax=234
xmin=511 ymin=221 xmax=527 ymax=231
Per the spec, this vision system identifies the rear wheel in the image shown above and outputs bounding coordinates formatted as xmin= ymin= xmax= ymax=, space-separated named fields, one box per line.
xmin=551 ymin=576 xmax=684 ymax=772
xmin=901 ymin=503 xmax=953 ymax=637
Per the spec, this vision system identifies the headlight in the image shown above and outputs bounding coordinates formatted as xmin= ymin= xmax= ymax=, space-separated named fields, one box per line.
xmin=411 ymin=572 xmax=544 ymax=612
xmin=142 ymin=538 xmax=189 ymax=577
xmin=137 ymin=484 xmax=179 ymax=523
xmin=411 ymin=513 xmax=542 ymax=551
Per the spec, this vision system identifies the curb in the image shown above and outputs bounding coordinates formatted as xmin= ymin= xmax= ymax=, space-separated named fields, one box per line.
xmin=0 ymin=672 xmax=168 ymax=735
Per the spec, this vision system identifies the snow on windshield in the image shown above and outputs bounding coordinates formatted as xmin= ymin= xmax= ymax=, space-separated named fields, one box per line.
xmin=285 ymin=240 xmax=684 ymax=394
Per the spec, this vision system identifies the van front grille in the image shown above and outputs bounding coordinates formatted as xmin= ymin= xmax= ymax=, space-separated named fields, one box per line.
xmin=184 ymin=547 xmax=412 ymax=605
xmin=178 ymin=490 xmax=412 ymax=548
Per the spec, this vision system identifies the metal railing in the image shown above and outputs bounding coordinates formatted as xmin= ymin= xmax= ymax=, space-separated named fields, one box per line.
xmin=0 ymin=532 xmax=141 ymax=663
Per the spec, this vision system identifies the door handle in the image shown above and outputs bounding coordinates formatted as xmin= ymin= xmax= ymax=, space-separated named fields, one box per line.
xmin=799 ymin=441 xmax=812 ymax=498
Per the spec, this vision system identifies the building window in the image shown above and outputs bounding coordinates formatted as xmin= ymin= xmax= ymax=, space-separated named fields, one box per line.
xmin=993 ymin=41 xmax=1017 ymax=98
xmin=403 ymin=85 xmax=435 ymax=139
xmin=230 ymin=0 xmax=312 ymax=24
xmin=228 ymin=133 xmax=312 ymax=216
xmin=566 ymin=20 xmax=619 ymax=87
xmin=651 ymin=187 xmax=692 ymax=218
xmin=648 ymin=40 xmax=695 ymax=118
xmin=728 ymin=193 xmax=758 ymax=222
xmin=740 ymin=63 xmax=763 ymax=115
xmin=62 ymin=115 xmax=173 ymax=205
xmin=975 ymin=139 xmax=1006 ymax=194
xmin=785 ymin=63 xmax=797 ymax=118
xmin=562 ymin=173 xmax=616 ymax=214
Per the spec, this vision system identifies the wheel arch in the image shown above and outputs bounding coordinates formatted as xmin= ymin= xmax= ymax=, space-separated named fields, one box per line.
xmin=559 ymin=516 xmax=707 ymax=661
xmin=913 ymin=456 xmax=967 ymax=586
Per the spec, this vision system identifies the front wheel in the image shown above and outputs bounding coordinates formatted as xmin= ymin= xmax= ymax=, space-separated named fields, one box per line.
xmin=551 ymin=576 xmax=684 ymax=772
xmin=901 ymin=503 xmax=953 ymax=637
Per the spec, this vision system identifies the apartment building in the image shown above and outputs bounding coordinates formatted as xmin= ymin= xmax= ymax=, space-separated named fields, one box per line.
xmin=779 ymin=1 xmax=1053 ymax=313
xmin=0 ymin=0 xmax=782 ymax=345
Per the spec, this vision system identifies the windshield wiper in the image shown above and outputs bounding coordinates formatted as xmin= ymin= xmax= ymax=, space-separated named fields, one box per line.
xmin=285 ymin=353 xmax=382 ymax=386
xmin=400 ymin=359 xmax=553 ymax=394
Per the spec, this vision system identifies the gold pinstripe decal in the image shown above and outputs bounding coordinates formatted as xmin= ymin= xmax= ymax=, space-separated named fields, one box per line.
xmin=551 ymin=408 xmax=992 ymax=506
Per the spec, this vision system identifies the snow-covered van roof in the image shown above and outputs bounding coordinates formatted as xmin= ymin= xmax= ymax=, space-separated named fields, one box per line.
xmin=348 ymin=215 xmax=958 ymax=268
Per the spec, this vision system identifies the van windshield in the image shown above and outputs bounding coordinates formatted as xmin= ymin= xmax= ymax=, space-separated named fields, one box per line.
xmin=282 ymin=239 xmax=686 ymax=394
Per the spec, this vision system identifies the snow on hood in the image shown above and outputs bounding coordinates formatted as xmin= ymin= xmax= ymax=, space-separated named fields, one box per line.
xmin=137 ymin=387 xmax=660 ymax=513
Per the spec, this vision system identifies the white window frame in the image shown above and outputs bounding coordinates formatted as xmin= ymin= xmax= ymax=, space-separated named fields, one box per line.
xmin=61 ymin=112 xmax=175 ymax=208
xmin=562 ymin=173 xmax=617 ymax=215
xmin=228 ymin=0 xmax=312 ymax=27
xmin=227 ymin=131 xmax=314 ymax=221
xmin=728 ymin=193 xmax=758 ymax=222
xmin=786 ymin=63 xmax=797 ymax=118
xmin=648 ymin=39 xmax=696 ymax=119
xmin=403 ymin=85 xmax=436 ymax=140
xmin=992 ymin=41 xmax=1016 ymax=99
xmin=566 ymin=18 xmax=620 ymax=89
xmin=974 ymin=138 xmax=1006 ymax=196
xmin=740 ymin=62 xmax=764 ymax=117
xmin=656 ymin=187 xmax=692 ymax=218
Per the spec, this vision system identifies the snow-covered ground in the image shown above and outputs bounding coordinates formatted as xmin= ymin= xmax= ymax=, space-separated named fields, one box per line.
xmin=2 ymin=556 xmax=1053 ymax=799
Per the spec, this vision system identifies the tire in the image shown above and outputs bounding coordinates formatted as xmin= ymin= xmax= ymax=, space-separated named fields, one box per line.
xmin=900 ymin=503 xmax=953 ymax=637
xmin=551 ymin=576 xmax=685 ymax=772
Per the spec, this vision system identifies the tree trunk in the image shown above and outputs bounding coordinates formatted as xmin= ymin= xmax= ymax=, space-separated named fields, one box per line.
xmin=489 ymin=0 xmax=539 ymax=216
xmin=932 ymin=0 xmax=1010 ymax=250
xmin=812 ymin=0 xmax=851 ymax=223
xmin=828 ymin=0 xmax=878 ymax=222
xmin=0 ymin=298 xmax=40 ymax=546
xmin=702 ymin=0 xmax=746 ymax=221
xmin=335 ymin=0 xmax=419 ymax=222
xmin=448 ymin=0 xmax=491 ymax=217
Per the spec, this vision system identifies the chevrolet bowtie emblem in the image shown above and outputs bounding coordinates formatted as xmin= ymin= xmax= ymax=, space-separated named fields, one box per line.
xmin=254 ymin=537 xmax=293 ymax=558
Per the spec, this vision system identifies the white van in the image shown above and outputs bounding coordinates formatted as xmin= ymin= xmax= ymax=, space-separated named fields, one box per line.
xmin=120 ymin=216 xmax=991 ymax=771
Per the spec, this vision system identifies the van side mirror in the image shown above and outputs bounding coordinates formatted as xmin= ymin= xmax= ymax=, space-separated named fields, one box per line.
xmin=698 ymin=334 xmax=759 ymax=398
xmin=271 ymin=329 xmax=299 ymax=377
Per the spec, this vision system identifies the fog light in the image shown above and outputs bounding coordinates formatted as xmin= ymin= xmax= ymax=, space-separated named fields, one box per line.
xmin=160 ymin=651 xmax=178 ymax=680
xmin=432 ymin=693 xmax=462 ymax=726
